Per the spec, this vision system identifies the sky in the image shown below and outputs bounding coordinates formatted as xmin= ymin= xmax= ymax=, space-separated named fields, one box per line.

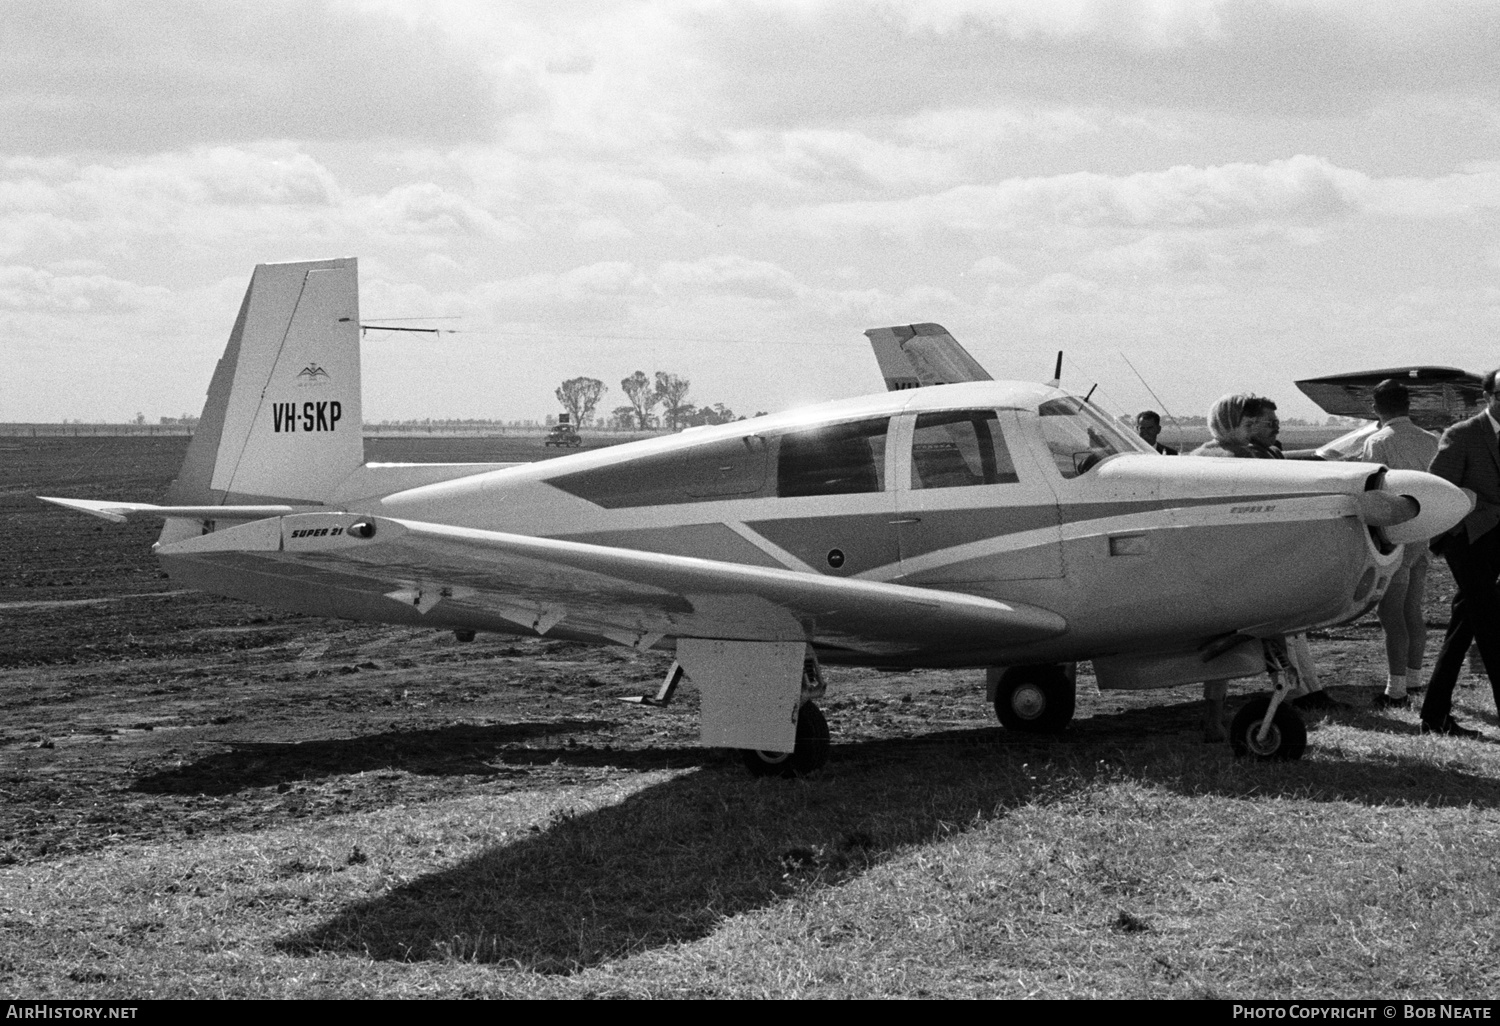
xmin=3 ymin=0 xmax=1499 ymax=427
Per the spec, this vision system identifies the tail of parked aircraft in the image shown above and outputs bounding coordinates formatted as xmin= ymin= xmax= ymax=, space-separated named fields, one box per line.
xmin=40 ymin=255 xmax=524 ymax=536
xmin=863 ymin=323 xmax=994 ymax=391
xmin=166 ymin=258 xmax=364 ymax=508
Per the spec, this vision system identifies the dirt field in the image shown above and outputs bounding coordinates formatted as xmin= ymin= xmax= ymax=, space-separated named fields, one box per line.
xmin=2 ymin=435 xmax=1492 ymax=996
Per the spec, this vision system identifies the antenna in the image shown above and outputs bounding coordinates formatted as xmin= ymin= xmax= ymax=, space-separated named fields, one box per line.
xmin=1046 ymin=351 xmax=1063 ymax=388
xmin=360 ymin=316 xmax=464 ymax=337
xmin=1119 ymin=350 xmax=1183 ymax=443
xmin=1084 ymin=384 xmax=1098 ymax=403
xmin=361 ymin=324 xmax=463 ymax=337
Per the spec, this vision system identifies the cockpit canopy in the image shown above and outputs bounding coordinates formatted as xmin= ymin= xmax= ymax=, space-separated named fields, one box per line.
xmin=1036 ymin=396 xmax=1153 ymax=478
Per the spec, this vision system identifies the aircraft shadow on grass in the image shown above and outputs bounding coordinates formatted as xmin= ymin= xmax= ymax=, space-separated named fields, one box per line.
xmin=131 ymin=690 xmax=1498 ymax=798
xmin=270 ymin=697 xmax=1500 ymax=973
xmin=123 ymin=689 xmax=1252 ymax=797
xmin=129 ymin=719 xmax=686 ymax=796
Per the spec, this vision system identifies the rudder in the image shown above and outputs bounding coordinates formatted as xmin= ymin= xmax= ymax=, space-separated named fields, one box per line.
xmin=166 ymin=258 xmax=363 ymax=508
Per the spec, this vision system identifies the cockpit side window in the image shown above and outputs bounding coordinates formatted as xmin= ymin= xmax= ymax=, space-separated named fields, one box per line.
xmin=911 ymin=410 xmax=1019 ymax=489
xmin=1037 ymin=397 xmax=1133 ymax=478
xmin=776 ymin=417 xmax=889 ymax=497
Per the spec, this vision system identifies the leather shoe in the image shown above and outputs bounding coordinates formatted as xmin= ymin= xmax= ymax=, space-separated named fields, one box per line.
xmin=1372 ymin=692 xmax=1410 ymax=710
xmin=1420 ymin=715 xmax=1482 ymax=738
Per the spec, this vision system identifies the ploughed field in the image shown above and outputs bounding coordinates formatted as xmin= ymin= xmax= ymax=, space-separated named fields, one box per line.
xmin=3 ymin=435 xmax=1498 ymax=998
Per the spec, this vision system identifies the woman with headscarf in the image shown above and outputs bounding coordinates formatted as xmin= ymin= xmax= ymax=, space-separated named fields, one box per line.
xmin=1191 ymin=393 xmax=1345 ymax=740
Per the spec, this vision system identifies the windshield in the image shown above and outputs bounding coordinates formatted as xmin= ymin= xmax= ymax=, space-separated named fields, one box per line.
xmin=1036 ymin=397 xmax=1149 ymax=478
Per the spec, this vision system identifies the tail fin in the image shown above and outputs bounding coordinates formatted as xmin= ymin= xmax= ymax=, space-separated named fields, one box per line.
xmin=166 ymin=258 xmax=363 ymax=507
xmin=863 ymin=323 xmax=993 ymax=391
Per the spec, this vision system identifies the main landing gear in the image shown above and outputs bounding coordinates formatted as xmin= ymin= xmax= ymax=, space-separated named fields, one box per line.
xmin=742 ymin=657 xmax=831 ymax=778
xmin=741 ymin=701 xmax=830 ymax=778
xmin=991 ymin=663 xmax=1076 ymax=734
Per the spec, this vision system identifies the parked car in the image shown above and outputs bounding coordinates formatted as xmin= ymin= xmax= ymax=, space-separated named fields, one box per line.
xmin=544 ymin=425 xmax=582 ymax=448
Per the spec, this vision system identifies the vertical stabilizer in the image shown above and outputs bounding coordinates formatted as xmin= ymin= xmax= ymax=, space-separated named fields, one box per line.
xmin=863 ymin=323 xmax=993 ymax=390
xmin=165 ymin=258 xmax=363 ymax=507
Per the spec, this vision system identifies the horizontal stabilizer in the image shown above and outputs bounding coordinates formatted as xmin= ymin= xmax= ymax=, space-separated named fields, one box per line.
xmin=38 ymin=496 xmax=304 ymax=524
xmin=157 ymin=512 xmax=1068 ymax=656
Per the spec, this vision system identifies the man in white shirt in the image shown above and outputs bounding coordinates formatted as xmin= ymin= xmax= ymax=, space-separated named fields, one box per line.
xmin=1360 ymin=380 xmax=1439 ymax=709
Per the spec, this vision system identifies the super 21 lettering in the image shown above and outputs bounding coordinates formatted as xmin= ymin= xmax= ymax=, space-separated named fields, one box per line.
xmin=272 ymin=401 xmax=343 ymax=433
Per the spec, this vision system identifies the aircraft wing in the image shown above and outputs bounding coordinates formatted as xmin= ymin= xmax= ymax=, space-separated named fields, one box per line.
xmin=1294 ymin=366 xmax=1484 ymax=431
xmin=156 ymin=512 xmax=1067 ymax=656
xmin=864 ymin=323 xmax=994 ymax=391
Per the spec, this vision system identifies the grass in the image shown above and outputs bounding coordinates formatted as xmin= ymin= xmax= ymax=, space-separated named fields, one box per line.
xmin=5 ymin=706 xmax=1500 ymax=999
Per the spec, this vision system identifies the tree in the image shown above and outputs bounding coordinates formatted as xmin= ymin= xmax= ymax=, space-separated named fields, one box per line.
xmin=655 ymin=371 xmax=692 ymax=431
xmin=555 ymin=376 xmax=606 ymax=427
xmin=684 ymin=402 xmax=735 ymax=427
xmin=621 ymin=370 xmax=660 ymax=429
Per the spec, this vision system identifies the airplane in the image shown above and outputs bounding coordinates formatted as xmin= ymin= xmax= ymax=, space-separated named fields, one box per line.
xmin=40 ymin=258 xmax=1473 ymax=775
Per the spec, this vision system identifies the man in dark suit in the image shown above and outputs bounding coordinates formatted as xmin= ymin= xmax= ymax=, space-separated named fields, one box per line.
xmin=1420 ymin=370 xmax=1500 ymax=738
xmin=1134 ymin=411 xmax=1179 ymax=455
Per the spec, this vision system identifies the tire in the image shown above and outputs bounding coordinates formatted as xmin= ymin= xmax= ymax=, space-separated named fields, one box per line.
xmin=1229 ymin=696 xmax=1307 ymax=761
xmin=742 ymin=701 xmax=830 ymax=778
xmin=993 ymin=664 xmax=1075 ymax=733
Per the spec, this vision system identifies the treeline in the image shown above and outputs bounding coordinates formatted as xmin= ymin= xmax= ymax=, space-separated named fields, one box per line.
xmin=557 ymin=373 xmax=765 ymax=431
xmin=373 ymin=417 xmax=550 ymax=427
xmin=1123 ymin=414 xmax=1356 ymax=428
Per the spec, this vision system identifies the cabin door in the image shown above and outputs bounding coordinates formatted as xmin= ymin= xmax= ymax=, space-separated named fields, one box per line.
xmin=893 ymin=409 xmax=1063 ymax=583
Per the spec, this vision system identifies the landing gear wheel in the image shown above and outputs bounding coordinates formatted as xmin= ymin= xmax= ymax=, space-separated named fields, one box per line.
xmin=742 ymin=701 xmax=830 ymax=778
xmin=993 ymin=664 xmax=1075 ymax=733
xmin=1229 ymin=696 xmax=1307 ymax=761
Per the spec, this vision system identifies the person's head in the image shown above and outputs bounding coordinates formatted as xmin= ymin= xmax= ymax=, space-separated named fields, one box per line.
xmin=1485 ymin=369 xmax=1500 ymax=419
xmin=1135 ymin=410 xmax=1162 ymax=445
xmin=1371 ymin=379 xmax=1410 ymax=421
xmin=1208 ymin=393 xmax=1279 ymax=447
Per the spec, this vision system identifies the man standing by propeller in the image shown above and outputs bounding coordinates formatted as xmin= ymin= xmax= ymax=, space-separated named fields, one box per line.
xmin=1359 ymin=380 xmax=1439 ymax=711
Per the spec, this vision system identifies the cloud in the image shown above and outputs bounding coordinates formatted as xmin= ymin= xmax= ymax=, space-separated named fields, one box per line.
xmin=0 ymin=0 xmax=505 ymax=154
xmin=656 ymin=255 xmax=804 ymax=298
xmin=0 ymin=145 xmax=534 ymax=268
xmin=0 ymin=265 xmax=171 ymax=312
xmin=775 ymin=156 xmax=1372 ymax=242
xmin=675 ymin=0 xmax=1500 ymax=126
xmin=351 ymin=182 xmax=518 ymax=243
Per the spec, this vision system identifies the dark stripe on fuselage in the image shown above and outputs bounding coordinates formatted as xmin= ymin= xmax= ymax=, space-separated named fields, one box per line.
xmin=528 ymin=490 xmax=1345 ymax=581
